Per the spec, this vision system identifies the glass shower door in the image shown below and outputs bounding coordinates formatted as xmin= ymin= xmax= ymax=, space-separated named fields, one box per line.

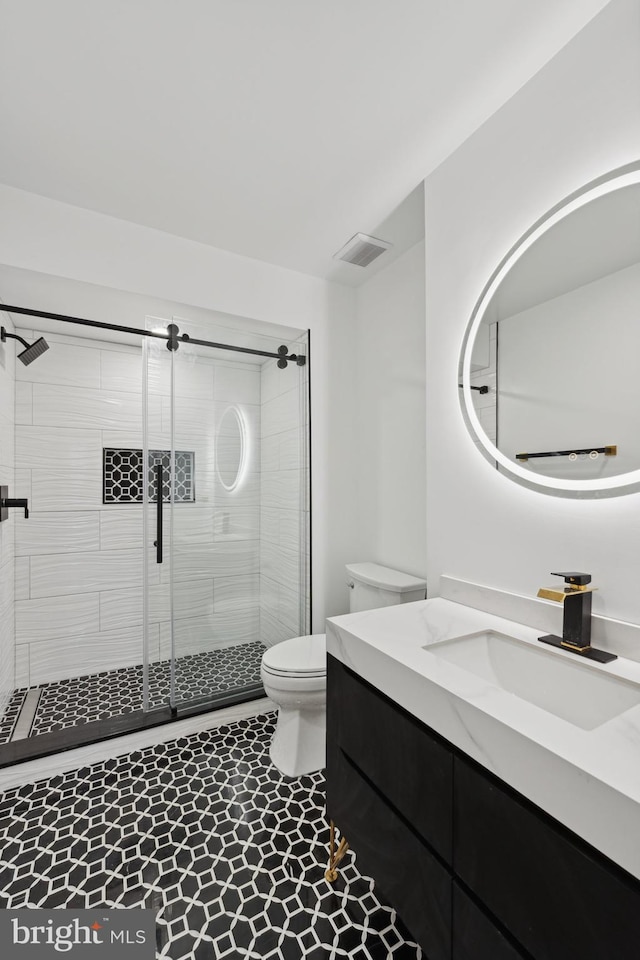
xmin=143 ymin=316 xmax=310 ymax=715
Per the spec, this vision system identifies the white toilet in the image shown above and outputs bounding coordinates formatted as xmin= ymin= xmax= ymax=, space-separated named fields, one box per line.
xmin=261 ymin=562 xmax=427 ymax=776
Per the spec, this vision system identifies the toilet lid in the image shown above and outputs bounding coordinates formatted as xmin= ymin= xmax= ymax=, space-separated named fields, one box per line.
xmin=262 ymin=634 xmax=326 ymax=677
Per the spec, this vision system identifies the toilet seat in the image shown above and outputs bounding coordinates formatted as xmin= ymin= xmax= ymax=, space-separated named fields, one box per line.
xmin=261 ymin=633 xmax=326 ymax=679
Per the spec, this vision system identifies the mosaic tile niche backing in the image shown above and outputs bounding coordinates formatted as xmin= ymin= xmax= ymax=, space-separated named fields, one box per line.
xmin=103 ymin=449 xmax=195 ymax=503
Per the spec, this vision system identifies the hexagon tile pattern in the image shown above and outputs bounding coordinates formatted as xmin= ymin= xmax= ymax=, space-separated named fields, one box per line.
xmin=0 ymin=713 xmax=423 ymax=959
xmin=0 ymin=643 xmax=265 ymax=744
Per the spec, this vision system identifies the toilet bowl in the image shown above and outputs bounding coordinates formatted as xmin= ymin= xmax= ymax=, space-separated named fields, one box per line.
xmin=261 ymin=562 xmax=426 ymax=777
xmin=261 ymin=634 xmax=327 ymax=777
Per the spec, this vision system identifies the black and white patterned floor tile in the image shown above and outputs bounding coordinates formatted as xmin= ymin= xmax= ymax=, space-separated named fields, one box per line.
xmin=0 ymin=642 xmax=265 ymax=744
xmin=0 ymin=713 xmax=422 ymax=959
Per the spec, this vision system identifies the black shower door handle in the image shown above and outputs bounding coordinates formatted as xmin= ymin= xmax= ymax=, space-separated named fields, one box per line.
xmin=154 ymin=464 xmax=163 ymax=563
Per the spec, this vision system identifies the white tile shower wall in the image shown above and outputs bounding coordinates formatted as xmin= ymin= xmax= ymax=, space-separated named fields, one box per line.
xmin=260 ymin=354 xmax=309 ymax=647
xmin=14 ymin=331 xmax=262 ymax=685
xmin=0 ymin=314 xmax=16 ymax=722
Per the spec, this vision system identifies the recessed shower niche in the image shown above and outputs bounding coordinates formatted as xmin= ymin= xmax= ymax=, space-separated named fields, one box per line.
xmin=0 ymin=272 xmax=310 ymax=761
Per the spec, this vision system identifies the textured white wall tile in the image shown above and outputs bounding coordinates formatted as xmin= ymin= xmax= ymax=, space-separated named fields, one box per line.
xmin=0 ymin=504 xmax=15 ymax=570
xmin=16 ymin=512 xmax=100 ymax=556
xmin=99 ymin=509 xmax=143 ymax=550
xmin=159 ymin=608 xmax=259 ymax=659
xmin=161 ymin=540 xmax=259 ymax=583
xmin=164 ymin=396 xmax=213 ymax=439
xmin=260 ymin=507 xmax=301 ymax=552
xmin=16 ymin=426 xmax=101 ymax=470
xmin=260 ymin=436 xmax=279 ymax=473
xmin=16 ymin=593 xmax=100 ymax=642
xmin=32 ymin=469 xmax=102 ymax=512
xmin=100 ymin=349 xmax=143 ymax=394
xmin=30 ymin=548 xmax=151 ymax=598
xmin=32 ymin=384 xmax=142 ymax=431
xmin=0 ymin=411 xmax=14 ymax=469
xmin=0 ymin=355 xmax=15 ymax=416
xmin=15 ymin=644 xmax=29 ymax=687
xmin=261 ymin=357 xmax=301 ymax=405
xmin=99 ymin=579 xmax=214 ymax=631
xmin=260 ymin=574 xmax=302 ymax=636
xmin=214 ymin=363 xmax=261 ymax=405
xmin=213 ymin=575 xmax=260 ymax=613
xmin=28 ymin=625 xmax=149 ymax=685
xmin=100 ymin=431 xmax=147 ymax=451
xmin=171 ymin=506 xmax=215 ymax=544
xmin=260 ymin=609 xmax=296 ymax=648
xmin=16 ymin=340 xmax=101 ymax=388
xmin=260 ymin=540 xmax=300 ymax=586
xmin=173 ymin=358 xmax=215 ymax=401
xmin=14 ymin=381 xmax=32 ymax=425
xmin=14 ymin=469 xmax=32 ymax=504
xmin=15 ymin=557 xmax=29 ymax=600
xmin=213 ymin=473 xmax=260 ymax=507
xmin=98 ymin=586 xmax=143 ymax=632
xmin=261 ymin=472 xmax=302 ymax=511
xmin=277 ymin=429 xmax=303 ymax=471
xmin=261 ymin=387 xmax=300 ymax=439
xmin=212 ymin=506 xmax=259 ymax=541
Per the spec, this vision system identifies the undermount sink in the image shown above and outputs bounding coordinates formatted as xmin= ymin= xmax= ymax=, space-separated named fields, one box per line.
xmin=423 ymin=630 xmax=640 ymax=730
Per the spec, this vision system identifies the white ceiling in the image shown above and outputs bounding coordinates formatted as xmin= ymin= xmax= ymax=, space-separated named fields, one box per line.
xmin=0 ymin=0 xmax=611 ymax=285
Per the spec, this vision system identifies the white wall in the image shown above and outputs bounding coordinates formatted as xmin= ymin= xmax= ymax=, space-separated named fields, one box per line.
xmin=0 ymin=193 xmax=358 ymax=630
xmin=424 ymin=0 xmax=640 ymax=622
xmin=353 ymin=240 xmax=427 ymax=580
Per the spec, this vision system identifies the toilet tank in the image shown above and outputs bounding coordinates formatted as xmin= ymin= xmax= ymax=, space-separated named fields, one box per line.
xmin=346 ymin=562 xmax=426 ymax=614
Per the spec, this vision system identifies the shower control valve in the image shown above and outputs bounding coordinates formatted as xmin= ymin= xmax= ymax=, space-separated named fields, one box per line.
xmin=0 ymin=486 xmax=29 ymax=520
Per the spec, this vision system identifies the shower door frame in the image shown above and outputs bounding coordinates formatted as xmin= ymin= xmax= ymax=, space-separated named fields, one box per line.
xmin=0 ymin=302 xmax=311 ymax=768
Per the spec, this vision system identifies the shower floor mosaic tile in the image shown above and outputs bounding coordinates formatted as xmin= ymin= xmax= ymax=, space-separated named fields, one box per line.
xmin=0 ymin=713 xmax=422 ymax=959
xmin=0 ymin=642 xmax=265 ymax=744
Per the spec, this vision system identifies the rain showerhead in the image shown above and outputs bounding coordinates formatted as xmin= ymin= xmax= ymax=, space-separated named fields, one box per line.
xmin=1 ymin=327 xmax=50 ymax=365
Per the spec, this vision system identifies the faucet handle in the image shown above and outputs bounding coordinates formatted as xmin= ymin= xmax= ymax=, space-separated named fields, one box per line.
xmin=550 ymin=572 xmax=591 ymax=587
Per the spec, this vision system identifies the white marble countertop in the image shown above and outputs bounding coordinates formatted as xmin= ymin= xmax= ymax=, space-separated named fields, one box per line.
xmin=326 ymin=595 xmax=640 ymax=880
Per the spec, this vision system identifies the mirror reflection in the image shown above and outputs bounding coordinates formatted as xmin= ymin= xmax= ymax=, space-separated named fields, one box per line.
xmin=460 ymin=164 xmax=640 ymax=495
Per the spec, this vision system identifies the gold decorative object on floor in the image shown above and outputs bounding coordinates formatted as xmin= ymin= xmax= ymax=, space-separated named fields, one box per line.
xmin=325 ymin=820 xmax=349 ymax=882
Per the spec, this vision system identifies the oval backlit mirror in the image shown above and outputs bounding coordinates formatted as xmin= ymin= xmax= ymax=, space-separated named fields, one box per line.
xmin=216 ymin=405 xmax=248 ymax=492
xmin=459 ymin=161 xmax=640 ymax=498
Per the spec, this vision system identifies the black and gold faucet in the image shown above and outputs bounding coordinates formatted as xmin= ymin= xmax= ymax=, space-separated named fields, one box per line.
xmin=537 ymin=572 xmax=617 ymax=664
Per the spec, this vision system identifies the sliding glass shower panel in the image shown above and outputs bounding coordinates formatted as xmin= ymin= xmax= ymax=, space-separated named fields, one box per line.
xmin=169 ymin=320 xmax=267 ymax=706
xmin=143 ymin=315 xmax=310 ymax=714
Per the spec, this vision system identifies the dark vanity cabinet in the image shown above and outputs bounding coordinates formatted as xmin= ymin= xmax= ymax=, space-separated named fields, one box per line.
xmin=326 ymin=654 xmax=640 ymax=960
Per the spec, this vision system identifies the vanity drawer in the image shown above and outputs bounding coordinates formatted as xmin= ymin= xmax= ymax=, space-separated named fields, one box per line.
xmin=453 ymin=756 xmax=640 ymax=960
xmin=327 ymin=655 xmax=453 ymax=860
xmin=327 ymin=741 xmax=451 ymax=960
xmin=452 ymin=883 xmax=526 ymax=960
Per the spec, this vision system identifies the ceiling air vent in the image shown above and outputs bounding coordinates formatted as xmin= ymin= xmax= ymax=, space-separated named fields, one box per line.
xmin=333 ymin=232 xmax=392 ymax=267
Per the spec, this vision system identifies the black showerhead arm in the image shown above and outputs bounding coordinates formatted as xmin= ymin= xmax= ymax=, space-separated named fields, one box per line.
xmin=1 ymin=326 xmax=49 ymax=365
xmin=1 ymin=327 xmax=31 ymax=351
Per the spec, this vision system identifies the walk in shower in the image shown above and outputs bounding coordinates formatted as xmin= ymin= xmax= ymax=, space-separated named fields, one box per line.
xmin=0 ymin=285 xmax=310 ymax=760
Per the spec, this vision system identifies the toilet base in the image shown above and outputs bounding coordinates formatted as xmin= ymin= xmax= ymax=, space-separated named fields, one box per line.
xmin=269 ymin=703 xmax=326 ymax=777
